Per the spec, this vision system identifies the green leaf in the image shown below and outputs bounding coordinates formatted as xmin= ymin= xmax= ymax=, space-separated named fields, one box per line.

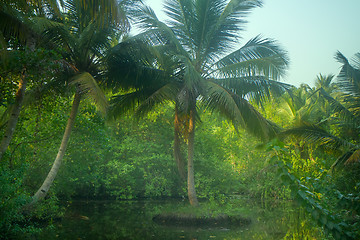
xmin=70 ymin=72 xmax=108 ymax=114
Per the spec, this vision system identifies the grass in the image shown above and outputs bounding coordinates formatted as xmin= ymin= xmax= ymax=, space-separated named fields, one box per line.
xmin=152 ymin=199 xmax=252 ymax=228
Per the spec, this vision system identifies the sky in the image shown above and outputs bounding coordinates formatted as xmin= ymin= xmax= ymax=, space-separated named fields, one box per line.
xmin=142 ymin=0 xmax=360 ymax=87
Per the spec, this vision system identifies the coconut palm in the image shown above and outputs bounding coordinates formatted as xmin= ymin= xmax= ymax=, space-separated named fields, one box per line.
xmin=282 ymin=51 xmax=360 ymax=168
xmin=0 ymin=0 xmax=130 ymax=161
xmin=312 ymin=74 xmax=339 ymax=121
xmin=277 ymin=80 xmax=338 ymax=159
xmin=277 ymin=84 xmax=314 ymax=125
xmin=279 ymin=75 xmax=337 ymax=128
xmin=109 ymin=0 xmax=290 ymax=206
xmin=315 ymin=74 xmax=337 ymax=92
xmin=0 ymin=0 xmax=62 ymax=161
xmin=30 ymin=0 xmax=132 ymax=204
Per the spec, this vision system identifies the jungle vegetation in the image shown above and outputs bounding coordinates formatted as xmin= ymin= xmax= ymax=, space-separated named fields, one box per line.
xmin=0 ymin=0 xmax=359 ymax=239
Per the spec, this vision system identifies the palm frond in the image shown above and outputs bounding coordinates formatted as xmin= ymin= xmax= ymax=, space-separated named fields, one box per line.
xmin=131 ymin=4 xmax=188 ymax=57
xmin=89 ymin=27 xmax=118 ymax=61
xmin=318 ymin=88 xmax=359 ymax=125
xmin=163 ymin=0 xmax=196 ymax=55
xmin=108 ymin=81 xmax=178 ymax=120
xmin=108 ymin=90 xmax=148 ymax=118
xmin=202 ymin=80 xmax=280 ymax=140
xmin=134 ymin=82 xmax=179 ymax=120
xmin=201 ymin=0 xmax=263 ymax=63
xmin=106 ymin=36 xmax=182 ymax=119
xmin=211 ymin=36 xmax=289 ymax=80
xmin=315 ymin=74 xmax=336 ymax=91
xmin=106 ymin=39 xmax=175 ymax=91
xmin=130 ymin=4 xmax=159 ymax=30
xmin=345 ymin=149 xmax=360 ymax=165
xmin=192 ymin=0 xmax=226 ymax=59
xmin=0 ymin=2 xmax=28 ymax=43
xmin=335 ymin=51 xmax=360 ymax=98
xmin=213 ymin=75 xmax=292 ymax=101
xmin=202 ymin=80 xmax=244 ymax=127
xmin=70 ymin=72 xmax=108 ymax=114
xmin=77 ymin=0 xmax=130 ymax=29
xmin=40 ymin=19 xmax=76 ymax=54
xmin=171 ymin=55 xmax=204 ymax=116
xmin=233 ymin=93 xmax=280 ymax=140
xmin=31 ymin=16 xmax=64 ymax=33
xmin=331 ymin=149 xmax=359 ymax=169
xmin=281 ymin=124 xmax=355 ymax=151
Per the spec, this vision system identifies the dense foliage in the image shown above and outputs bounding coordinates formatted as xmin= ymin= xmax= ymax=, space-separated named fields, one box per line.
xmin=1 ymin=0 xmax=359 ymax=239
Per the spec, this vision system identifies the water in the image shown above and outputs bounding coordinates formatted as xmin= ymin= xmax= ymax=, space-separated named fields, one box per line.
xmin=38 ymin=198 xmax=323 ymax=240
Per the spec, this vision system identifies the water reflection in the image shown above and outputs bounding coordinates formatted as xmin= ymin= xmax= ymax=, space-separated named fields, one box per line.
xmin=38 ymin=198 xmax=323 ymax=239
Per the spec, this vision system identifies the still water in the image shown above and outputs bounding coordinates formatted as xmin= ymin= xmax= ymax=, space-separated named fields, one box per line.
xmin=38 ymin=198 xmax=322 ymax=240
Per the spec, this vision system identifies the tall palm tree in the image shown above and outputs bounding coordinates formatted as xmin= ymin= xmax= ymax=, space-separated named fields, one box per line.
xmin=30 ymin=0 xmax=130 ymax=204
xmin=0 ymin=0 xmax=59 ymax=161
xmin=0 ymin=0 xmax=129 ymax=161
xmin=110 ymin=0 xmax=290 ymax=206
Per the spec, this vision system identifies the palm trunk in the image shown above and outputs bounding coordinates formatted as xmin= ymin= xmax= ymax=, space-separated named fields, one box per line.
xmin=0 ymin=72 xmax=27 ymax=161
xmin=187 ymin=110 xmax=199 ymax=207
xmin=31 ymin=92 xmax=81 ymax=204
xmin=0 ymin=34 xmax=35 ymax=161
xmin=174 ymin=107 xmax=186 ymax=180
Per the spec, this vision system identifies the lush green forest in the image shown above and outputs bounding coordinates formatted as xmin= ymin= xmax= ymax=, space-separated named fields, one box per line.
xmin=0 ymin=0 xmax=359 ymax=239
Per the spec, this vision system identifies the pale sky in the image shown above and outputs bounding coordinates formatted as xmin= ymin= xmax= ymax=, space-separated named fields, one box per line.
xmin=142 ymin=0 xmax=360 ymax=87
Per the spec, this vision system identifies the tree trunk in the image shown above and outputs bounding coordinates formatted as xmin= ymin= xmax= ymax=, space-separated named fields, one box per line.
xmin=0 ymin=72 xmax=27 ymax=161
xmin=174 ymin=107 xmax=186 ymax=180
xmin=0 ymin=34 xmax=35 ymax=161
xmin=31 ymin=92 xmax=81 ymax=204
xmin=187 ymin=110 xmax=199 ymax=207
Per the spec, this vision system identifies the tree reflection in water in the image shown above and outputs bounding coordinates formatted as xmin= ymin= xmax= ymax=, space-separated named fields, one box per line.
xmin=38 ymin=198 xmax=325 ymax=240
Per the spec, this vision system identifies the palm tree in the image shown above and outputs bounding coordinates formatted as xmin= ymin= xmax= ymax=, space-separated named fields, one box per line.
xmin=277 ymin=78 xmax=339 ymax=159
xmin=312 ymin=74 xmax=339 ymax=120
xmin=315 ymin=74 xmax=337 ymax=92
xmin=278 ymin=84 xmax=314 ymax=125
xmin=0 ymin=1 xmax=52 ymax=161
xmin=282 ymin=51 xmax=360 ymax=168
xmin=30 ymin=0 xmax=131 ymax=204
xmin=278 ymin=76 xmax=336 ymax=128
xmin=110 ymin=0 xmax=290 ymax=206
xmin=0 ymin=0 xmax=132 ymax=161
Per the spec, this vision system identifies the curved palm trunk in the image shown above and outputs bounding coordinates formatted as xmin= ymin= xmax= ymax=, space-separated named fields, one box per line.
xmin=174 ymin=107 xmax=186 ymax=180
xmin=0 ymin=73 xmax=27 ymax=161
xmin=187 ymin=110 xmax=199 ymax=207
xmin=31 ymin=92 xmax=81 ymax=204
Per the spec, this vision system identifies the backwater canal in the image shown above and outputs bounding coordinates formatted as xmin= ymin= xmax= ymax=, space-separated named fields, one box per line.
xmin=38 ymin=198 xmax=324 ymax=239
